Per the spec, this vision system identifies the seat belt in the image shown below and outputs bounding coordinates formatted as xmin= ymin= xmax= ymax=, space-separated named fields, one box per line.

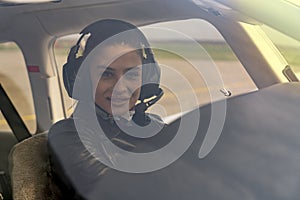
xmin=0 ymin=84 xmax=31 ymax=142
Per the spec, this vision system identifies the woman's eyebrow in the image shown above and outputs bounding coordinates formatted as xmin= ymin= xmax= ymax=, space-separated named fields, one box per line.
xmin=97 ymin=65 xmax=114 ymax=71
xmin=125 ymin=65 xmax=142 ymax=72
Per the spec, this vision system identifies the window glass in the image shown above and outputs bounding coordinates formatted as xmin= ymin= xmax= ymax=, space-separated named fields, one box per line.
xmin=262 ymin=25 xmax=300 ymax=78
xmin=54 ymin=19 xmax=257 ymax=120
xmin=0 ymin=42 xmax=36 ymax=133
xmin=142 ymin=19 xmax=257 ymax=118
xmin=54 ymin=36 xmax=78 ymax=117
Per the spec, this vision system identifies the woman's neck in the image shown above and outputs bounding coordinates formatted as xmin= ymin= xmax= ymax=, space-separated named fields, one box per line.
xmin=95 ymin=103 xmax=135 ymax=122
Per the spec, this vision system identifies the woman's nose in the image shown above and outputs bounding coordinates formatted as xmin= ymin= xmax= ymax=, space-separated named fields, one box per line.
xmin=113 ymin=75 xmax=128 ymax=94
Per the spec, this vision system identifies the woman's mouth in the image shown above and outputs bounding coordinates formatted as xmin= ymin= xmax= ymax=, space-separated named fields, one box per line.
xmin=107 ymin=96 xmax=129 ymax=106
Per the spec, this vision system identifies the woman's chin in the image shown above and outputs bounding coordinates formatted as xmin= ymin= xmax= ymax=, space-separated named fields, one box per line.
xmin=109 ymin=107 xmax=130 ymax=117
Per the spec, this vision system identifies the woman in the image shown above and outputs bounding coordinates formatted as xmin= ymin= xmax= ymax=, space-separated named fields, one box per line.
xmin=48 ymin=19 xmax=165 ymax=199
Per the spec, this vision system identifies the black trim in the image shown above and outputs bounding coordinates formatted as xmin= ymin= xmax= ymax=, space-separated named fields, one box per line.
xmin=0 ymin=171 xmax=12 ymax=200
xmin=0 ymin=84 xmax=31 ymax=141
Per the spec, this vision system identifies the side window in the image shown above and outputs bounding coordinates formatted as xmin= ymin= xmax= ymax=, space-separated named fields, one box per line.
xmin=262 ymin=25 xmax=300 ymax=79
xmin=54 ymin=36 xmax=78 ymax=117
xmin=0 ymin=42 xmax=36 ymax=133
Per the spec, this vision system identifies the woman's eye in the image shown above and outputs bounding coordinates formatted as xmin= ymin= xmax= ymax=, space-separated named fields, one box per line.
xmin=125 ymin=71 xmax=141 ymax=79
xmin=101 ymin=71 xmax=114 ymax=78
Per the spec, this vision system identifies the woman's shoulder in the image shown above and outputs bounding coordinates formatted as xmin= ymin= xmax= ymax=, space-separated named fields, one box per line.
xmin=47 ymin=118 xmax=81 ymax=147
xmin=49 ymin=118 xmax=75 ymax=135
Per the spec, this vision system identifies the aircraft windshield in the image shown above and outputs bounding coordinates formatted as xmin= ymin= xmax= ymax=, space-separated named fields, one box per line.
xmin=54 ymin=19 xmax=257 ymax=120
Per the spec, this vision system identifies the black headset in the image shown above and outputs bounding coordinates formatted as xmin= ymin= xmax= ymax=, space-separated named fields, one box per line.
xmin=63 ymin=19 xmax=163 ymax=104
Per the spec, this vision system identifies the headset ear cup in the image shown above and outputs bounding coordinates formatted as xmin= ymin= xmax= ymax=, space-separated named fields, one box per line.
xmin=63 ymin=56 xmax=84 ymax=99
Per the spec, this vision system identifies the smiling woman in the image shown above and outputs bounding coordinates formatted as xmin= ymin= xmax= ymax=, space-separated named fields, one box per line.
xmin=90 ymin=49 xmax=143 ymax=116
xmin=3 ymin=0 xmax=300 ymax=199
xmin=48 ymin=19 xmax=165 ymax=199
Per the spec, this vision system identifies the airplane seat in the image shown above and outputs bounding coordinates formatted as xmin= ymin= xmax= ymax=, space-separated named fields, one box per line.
xmin=8 ymin=132 xmax=63 ymax=200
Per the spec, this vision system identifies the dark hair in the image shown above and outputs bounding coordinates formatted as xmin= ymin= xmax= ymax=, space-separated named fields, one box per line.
xmin=82 ymin=19 xmax=148 ymax=60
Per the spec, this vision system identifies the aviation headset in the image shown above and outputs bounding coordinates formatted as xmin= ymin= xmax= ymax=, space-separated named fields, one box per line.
xmin=63 ymin=19 xmax=163 ymax=108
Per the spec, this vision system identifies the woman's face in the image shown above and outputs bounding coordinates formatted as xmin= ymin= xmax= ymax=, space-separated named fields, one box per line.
xmin=89 ymin=44 xmax=142 ymax=116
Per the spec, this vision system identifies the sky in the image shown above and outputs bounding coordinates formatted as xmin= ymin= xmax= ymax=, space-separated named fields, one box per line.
xmin=141 ymin=19 xmax=224 ymax=41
